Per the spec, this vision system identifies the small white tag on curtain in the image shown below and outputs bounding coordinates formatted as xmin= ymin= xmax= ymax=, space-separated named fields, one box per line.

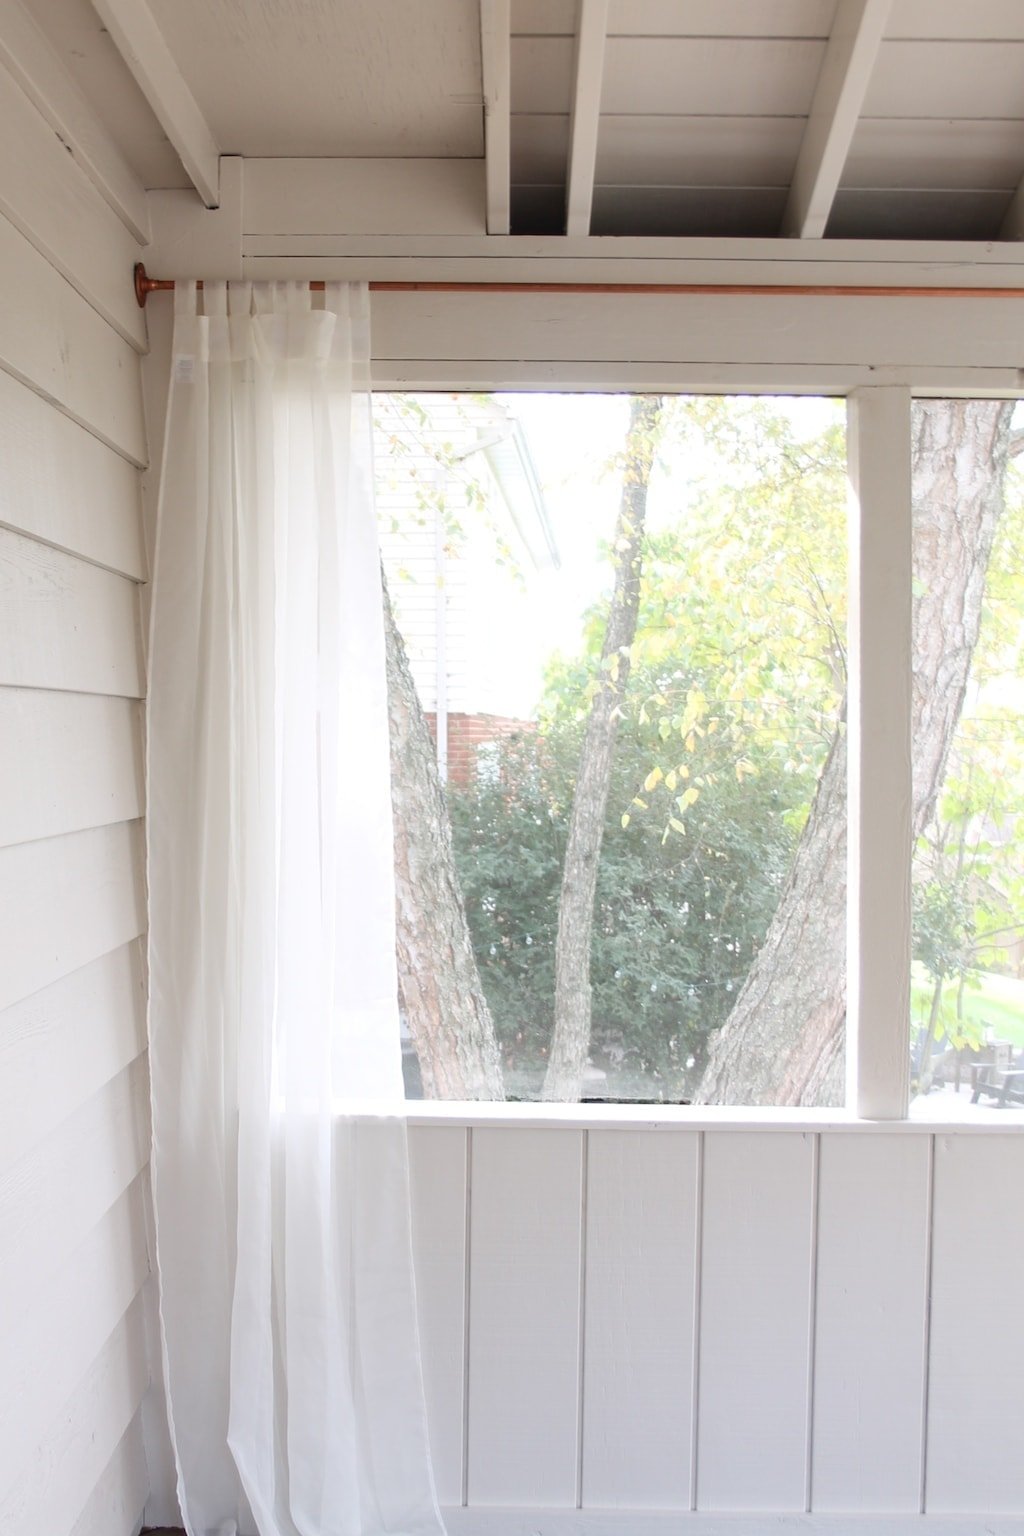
xmin=173 ymin=355 xmax=195 ymax=385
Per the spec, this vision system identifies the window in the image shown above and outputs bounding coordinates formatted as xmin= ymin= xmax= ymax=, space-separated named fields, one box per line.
xmin=910 ymin=400 xmax=1024 ymax=1113
xmin=377 ymin=391 xmax=849 ymax=1105
xmin=375 ymin=389 xmax=1024 ymax=1113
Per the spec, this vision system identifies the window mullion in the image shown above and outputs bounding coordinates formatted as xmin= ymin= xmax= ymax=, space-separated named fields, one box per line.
xmin=846 ymin=385 xmax=913 ymax=1118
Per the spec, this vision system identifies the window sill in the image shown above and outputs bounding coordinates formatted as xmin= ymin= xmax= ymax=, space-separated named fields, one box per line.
xmin=404 ymin=1098 xmax=1024 ymax=1132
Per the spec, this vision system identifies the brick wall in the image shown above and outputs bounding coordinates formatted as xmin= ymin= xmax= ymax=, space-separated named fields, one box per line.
xmin=424 ymin=711 xmax=531 ymax=786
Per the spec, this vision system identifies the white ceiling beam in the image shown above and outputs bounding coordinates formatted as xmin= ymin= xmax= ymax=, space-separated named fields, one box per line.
xmin=89 ymin=0 xmax=221 ymax=208
xmin=0 ymin=0 xmax=149 ymax=243
xmin=565 ymin=0 xmax=609 ymax=238
xmin=780 ymin=0 xmax=892 ymax=240
xmin=480 ymin=0 xmax=511 ymax=235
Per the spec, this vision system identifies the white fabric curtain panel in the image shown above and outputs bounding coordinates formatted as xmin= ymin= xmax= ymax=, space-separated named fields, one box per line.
xmin=147 ymin=280 xmax=444 ymax=1536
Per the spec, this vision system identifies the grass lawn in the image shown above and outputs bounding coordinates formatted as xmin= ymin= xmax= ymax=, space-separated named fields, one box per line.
xmin=911 ymin=964 xmax=1024 ymax=1048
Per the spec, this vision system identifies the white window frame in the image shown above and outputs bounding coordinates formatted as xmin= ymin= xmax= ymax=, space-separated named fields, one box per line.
xmin=367 ymin=270 xmax=1024 ymax=1123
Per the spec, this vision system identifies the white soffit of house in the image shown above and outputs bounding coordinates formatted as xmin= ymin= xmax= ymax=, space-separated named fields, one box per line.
xmin=480 ymin=420 xmax=559 ymax=572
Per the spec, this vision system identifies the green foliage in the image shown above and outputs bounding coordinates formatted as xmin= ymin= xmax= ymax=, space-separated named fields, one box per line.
xmin=913 ymin=879 xmax=976 ymax=986
xmin=448 ymin=694 xmax=804 ymax=1096
xmin=446 ymin=395 xmax=851 ymax=1097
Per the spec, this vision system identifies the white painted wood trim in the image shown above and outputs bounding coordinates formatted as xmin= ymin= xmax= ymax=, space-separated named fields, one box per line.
xmin=564 ymin=0 xmax=609 ymax=238
xmin=0 ymin=0 xmax=149 ymax=244
xmin=372 ymin=359 xmax=1024 ymax=396
xmin=144 ymin=156 xmax=244 ymax=282
xmin=404 ymin=1102 xmax=1024 ymax=1131
xmin=363 ymin=288 xmax=1024 ymax=388
xmin=481 ymin=0 xmax=511 ymax=234
xmin=846 ymin=388 xmax=912 ymax=1119
xmin=781 ymin=0 xmax=893 ymax=240
xmin=243 ymin=160 xmax=485 ymax=238
xmin=237 ymin=222 xmax=1024 ymax=270
xmin=89 ymin=0 xmax=220 ymax=208
xmin=439 ymin=1513 xmax=1024 ymax=1534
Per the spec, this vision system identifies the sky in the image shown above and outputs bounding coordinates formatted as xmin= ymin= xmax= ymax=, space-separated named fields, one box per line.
xmin=493 ymin=391 xmax=843 ymax=692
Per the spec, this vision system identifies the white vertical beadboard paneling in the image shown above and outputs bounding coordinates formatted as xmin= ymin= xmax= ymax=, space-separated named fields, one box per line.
xmin=582 ymin=1128 xmax=698 ymax=1509
xmin=468 ymin=1128 xmax=584 ymax=1506
xmin=408 ymin=1123 xmax=468 ymax=1506
xmin=697 ymin=1131 xmax=815 ymax=1511
xmin=927 ymin=1134 xmax=1024 ymax=1513
xmin=811 ymin=1132 xmax=930 ymax=1511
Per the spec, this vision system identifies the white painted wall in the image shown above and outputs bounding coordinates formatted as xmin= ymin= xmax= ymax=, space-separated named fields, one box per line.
xmin=0 ymin=26 xmax=154 ymax=1536
xmin=408 ymin=1117 xmax=1024 ymax=1530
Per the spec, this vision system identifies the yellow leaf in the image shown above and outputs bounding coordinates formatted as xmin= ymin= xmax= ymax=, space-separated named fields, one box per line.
xmin=669 ymin=816 xmax=687 ymax=835
xmin=665 ymin=770 xmax=678 ymax=791
xmin=644 ymin=766 xmax=663 ymax=792
xmin=621 ymin=813 xmax=630 ymax=829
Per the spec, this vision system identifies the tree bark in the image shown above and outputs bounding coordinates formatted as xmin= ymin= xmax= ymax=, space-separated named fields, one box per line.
xmin=384 ymin=573 xmax=505 ymax=1099
xmin=695 ymin=399 xmax=1015 ymax=1106
xmin=542 ymin=395 xmax=664 ymax=1101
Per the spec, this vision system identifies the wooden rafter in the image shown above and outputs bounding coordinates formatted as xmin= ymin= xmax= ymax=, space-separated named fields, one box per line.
xmin=780 ymin=0 xmax=892 ymax=240
xmin=565 ymin=0 xmax=609 ymax=238
xmin=89 ymin=0 xmax=220 ymax=208
xmin=480 ymin=0 xmax=511 ymax=235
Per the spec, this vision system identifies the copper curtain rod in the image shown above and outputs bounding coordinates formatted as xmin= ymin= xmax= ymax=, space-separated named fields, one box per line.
xmin=133 ymin=261 xmax=1024 ymax=309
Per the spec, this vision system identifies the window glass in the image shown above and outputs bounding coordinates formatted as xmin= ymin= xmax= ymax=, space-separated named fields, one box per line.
xmin=376 ymin=392 xmax=847 ymax=1104
xmin=911 ymin=399 xmax=1024 ymax=1115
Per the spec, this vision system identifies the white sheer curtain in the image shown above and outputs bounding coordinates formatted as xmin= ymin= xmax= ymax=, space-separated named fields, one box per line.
xmin=147 ymin=280 xmax=444 ymax=1536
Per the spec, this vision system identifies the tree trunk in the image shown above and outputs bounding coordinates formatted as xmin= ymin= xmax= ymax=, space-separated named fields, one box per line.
xmin=384 ymin=574 xmax=505 ymax=1099
xmin=542 ymin=395 xmax=664 ymax=1101
xmin=918 ymin=976 xmax=945 ymax=1094
xmin=695 ymin=399 xmax=1015 ymax=1106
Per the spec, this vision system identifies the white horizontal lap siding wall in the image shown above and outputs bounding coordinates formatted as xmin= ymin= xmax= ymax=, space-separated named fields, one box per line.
xmin=408 ymin=1121 xmax=1024 ymax=1532
xmin=0 ymin=40 xmax=153 ymax=1536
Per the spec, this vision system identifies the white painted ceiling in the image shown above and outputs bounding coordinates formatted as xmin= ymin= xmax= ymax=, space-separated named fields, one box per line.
xmin=22 ymin=0 xmax=1024 ymax=240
